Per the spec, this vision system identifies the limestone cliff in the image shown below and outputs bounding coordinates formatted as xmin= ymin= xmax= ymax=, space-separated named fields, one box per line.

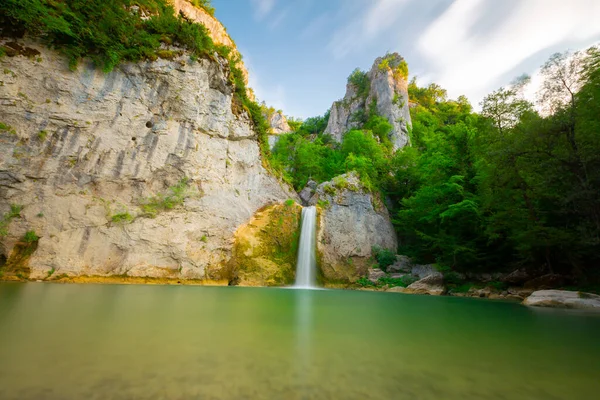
xmin=0 ymin=40 xmax=295 ymax=281
xmin=172 ymin=0 xmax=254 ymax=100
xmin=307 ymin=173 xmax=397 ymax=282
xmin=325 ymin=53 xmax=411 ymax=150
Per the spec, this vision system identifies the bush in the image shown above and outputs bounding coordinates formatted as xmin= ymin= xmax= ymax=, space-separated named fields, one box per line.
xmin=347 ymin=68 xmax=370 ymax=99
xmin=372 ymin=246 xmax=396 ymax=272
xmin=357 ymin=277 xmax=375 ymax=287
xmin=23 ymin=230 xmax=39 ymax=243
xmin=141 ymin=178 xmax=190 ymax=217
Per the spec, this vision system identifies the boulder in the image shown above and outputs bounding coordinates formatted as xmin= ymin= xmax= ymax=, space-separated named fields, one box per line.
xmin=388 ymin=255 xmax=412 ymax=273
xmin=403 ymin=274 xmax=446 ymax=296
xmin=368 ymin=268 xmax=386 ymax=284
xmin=309 ymin=173 xmax=397 ymax=282
xmin=523 ymin=290 xmax=600 ymax=310
xmin=411 ymin=264 xmax=442 ymax=279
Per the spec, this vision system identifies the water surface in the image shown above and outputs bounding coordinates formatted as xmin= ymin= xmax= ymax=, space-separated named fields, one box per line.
xmin=0 ymin=283 xmax=599 ymax=399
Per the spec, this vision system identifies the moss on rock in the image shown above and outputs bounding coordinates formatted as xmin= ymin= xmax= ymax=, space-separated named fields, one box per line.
xmin=230 ymin=201 xmax=302 ymax=286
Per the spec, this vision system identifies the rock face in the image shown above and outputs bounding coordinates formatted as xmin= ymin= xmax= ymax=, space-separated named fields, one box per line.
xmin=308 ymin=173 xmax=397 ymax=282
xmin=229 ymin=202 xmax=302 ymax=286
xmin=298 ymin=180 xmax=317 ymax=206
xmin=0 ymin=40 xmax=295 ymax=281
xmin=324 ymin=53 xmax=411 ymax=150
xmin=524 ymin=290 xmax=600 ymax=310
xmin=268 ymin=112 xmax=291 ymax=135
xmin=266 ymin=111 xmax=291 ymax=150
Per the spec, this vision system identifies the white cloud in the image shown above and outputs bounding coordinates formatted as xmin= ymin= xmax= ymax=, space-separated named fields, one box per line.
xmin=329 ymin=0 xmax=411 ymax=59
xmin=250 ymin=0 xmax=276 ymax=20
xmin=417 ymin=0 xmax=600 ymax=108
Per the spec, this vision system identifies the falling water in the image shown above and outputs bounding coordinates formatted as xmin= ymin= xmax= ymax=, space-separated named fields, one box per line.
xmin=294 ymin=206 xmax=317 ymax=288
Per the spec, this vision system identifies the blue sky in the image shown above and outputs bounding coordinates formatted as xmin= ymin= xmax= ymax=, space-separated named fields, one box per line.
xmin=213 ymin=0 xmax=600 ymax=119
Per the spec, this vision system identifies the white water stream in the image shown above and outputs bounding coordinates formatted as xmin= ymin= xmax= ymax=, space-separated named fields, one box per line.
xmin=294 ymin=206 xmax=317 ymax=289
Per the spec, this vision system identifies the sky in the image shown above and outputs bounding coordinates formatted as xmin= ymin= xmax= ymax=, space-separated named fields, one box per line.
xmin=212 ymin=0 xmax=600 ymax=119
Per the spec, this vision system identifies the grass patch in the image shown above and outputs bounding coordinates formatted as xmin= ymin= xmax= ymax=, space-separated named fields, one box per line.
xmin=23 ymin=230 xmax=39 ymax=243
xmin=47 ymin=267 xmax=55 ymax=278
xmin=140 ymin=177 xmax=190 ymax=217
xmin=0 ymin=122 xmax=16 ymax=135
xmin=200 ymin=235 xmax=208 ymax=243
xmin=111 ymin=212 xmax=134 ymax=224
xmin=284 ymin=199 xmax=295 ymax=207
xmin=37 ymin=130 xmax=48 ymax=141
xmin=0 ymin=204 xmax=23 ymax=237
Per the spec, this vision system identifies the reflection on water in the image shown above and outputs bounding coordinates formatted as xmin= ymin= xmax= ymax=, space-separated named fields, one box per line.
xmin=0 ymin=282 xmax=599 ymax=400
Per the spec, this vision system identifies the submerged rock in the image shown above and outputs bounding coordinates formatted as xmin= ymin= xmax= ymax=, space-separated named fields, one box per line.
xmin=308 ymin=172 xmax=397 ymax=282
xmin=403 ymin=274 xmax=446 ymax=296
xmin=523 ymin=290 xmax=600 ymax=310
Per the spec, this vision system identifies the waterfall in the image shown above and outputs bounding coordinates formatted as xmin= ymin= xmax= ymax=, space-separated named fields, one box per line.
xmin=294 ymin=206 xmax=317 ymax=288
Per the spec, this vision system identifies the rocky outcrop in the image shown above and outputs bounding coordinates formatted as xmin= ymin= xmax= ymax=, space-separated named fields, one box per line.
xmin=402 ymin=274 xmax=446 ymax=296
xmin=172 ymin=0 xmax=253 ymax=99
xmin=229 ymin=202 xmax=302 ymax=286
xmin=268 ymin=111 xmax=291 ymax=135
xmin=307 ymin=173 xmax=397 ymax=282
xmin=0 ymin=40 xmax=295 ymax=281
xmin=524 ymin=290 xmax=600 ymax=310
xmin=298 ymin=180 xmax=317 ymax=205
xmin=266 ymin=111 xmax=291 ymax=149
xmin=324 ymin=53 xmax=411 ymax=150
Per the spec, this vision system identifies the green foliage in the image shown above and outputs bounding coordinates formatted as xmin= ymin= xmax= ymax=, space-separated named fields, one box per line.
xmin=317 ymin=199 xmax=330 ymax=209
xmin=347 ymin=68 xmax=370 ymax=99
xmin=0 ymin=122 xmax=16 ymax=135
xmin=393 ymin=46 xmax=600 ymax=283
xmin=0 ymin=0 xmax=219 ymax=72
xmin=200 ymin=235 xmax=208 ymax=243
xmin=111 ymin=212 xmax=134 ymax=224
xmin=0 ymin=204 xmax=23 ymax=237
xmin=47 ymin=267 xmax=55 ymax=278
xmin=37 ymin=130 xmax=48 ymax=141
xmin=372 ymin=246 xmax=396 ymax=272
xmin=140 ymin=178 xmax=190 ymax=217
xmin=23 ymin=230 xmax=39 ymax=243
xmin=284 ymin=199 xmax=295 ymax=207
xmin=357 ymin=277 xmax=375 ymax=287
xmin=190 ymin=0 xmax=215 ymax=16
xmin=378 ymin=275 xmax=417 ymax=288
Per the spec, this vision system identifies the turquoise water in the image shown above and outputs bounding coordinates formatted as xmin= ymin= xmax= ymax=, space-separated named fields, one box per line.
xmin=0 ymin=283 xmax=599 ymax=399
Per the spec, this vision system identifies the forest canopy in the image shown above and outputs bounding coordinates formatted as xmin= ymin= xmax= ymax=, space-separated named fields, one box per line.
xmin=271 ymin=47 xmax=600 ymax=286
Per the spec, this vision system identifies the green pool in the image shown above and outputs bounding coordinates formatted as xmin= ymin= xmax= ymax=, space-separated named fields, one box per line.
xmin=0 ymin=283 xmax=599 ymax=399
